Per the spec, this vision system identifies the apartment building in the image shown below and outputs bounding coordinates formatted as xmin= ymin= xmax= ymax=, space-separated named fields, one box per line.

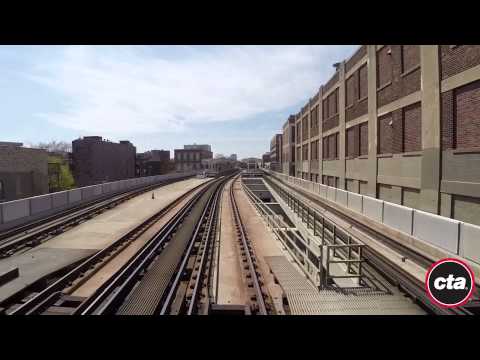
xmin=281 ymin=115 xmax=296 ymax=176
xmin=277 ymin=45 xmax=480 ymax=226
xmin=174 ymin=144 xmax=213 ymax=172
xmin=72 ymin=136 xmax=136 ymax=187
xmin=136 ymin=150 xmax=170 ymax=177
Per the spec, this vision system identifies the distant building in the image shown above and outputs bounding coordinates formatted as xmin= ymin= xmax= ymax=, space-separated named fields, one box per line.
xmin=72 ymin=136 xmax=136 ymax=187
xmin=202 ymin=157 xmax=236 ymax=176
xmin=183 ymin=144 xmax=212 ymax=152
xmin=136 ymin=150 xmax=170 ymax=177
xmin=262 ymin=152 xmax=271 ymax=167
xmin=282 ymin=115 xmax=296 ymax=176
xmin=229 ymin=154 xmax=237 ymax=161
xmin=270 ymin=134 xmax=282 ymax=172
xmin=240 ymin=157 xmax=261 ymax=170
xmin=0 ymin=142 xmax=49 ymax=202
xmin=174 ymin=144 xmax=213 ymax=172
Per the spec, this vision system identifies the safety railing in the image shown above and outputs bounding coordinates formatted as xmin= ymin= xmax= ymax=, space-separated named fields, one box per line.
xmin=265 ymin=176 xmax=366 ymax=287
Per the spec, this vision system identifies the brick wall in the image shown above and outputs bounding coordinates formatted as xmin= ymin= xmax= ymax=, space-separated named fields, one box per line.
xmin=377 ymin=45 xmax=421 ymax=108
xmin=455 ymin=80 xmax=480 ymax=149
xmin=346 ymin=63 xmax=368 ymax=122
xmin=296 ymin=122 xmax=301 ymax=144
xmin=441 ymin=80 xmax=480 ymax=150
xmin=377 ymin=46 xmax=392 ymax=88
xmin=440 ymin=45 xmax=480 ymax=80
xmin=441 ymin=90 xmax=455 ymax=150
xmin=403 ymin=102 xmax=422 ymax=152
xmin=310 ymin=140 xmax=319 ymax=160
xmin=378 ymin=102 xmax=422 ymax=155
xmin=302 ymin=115 xmax=309 ymax=141
xmin=346 ymin=127 xmax=356 ymax=157
xmin=0 ymin=146 xmax=49 ymax=200
xmin=323 ymin=88 xmax=339 ymax=131
xmin=324 ymin=133 xmax=338 ymax=160
xmin=402 ymin=45 xmax=420 ymax=73
xmin=310 ymin=105 xmax=319 ymax=137
xmin=73 ymin=138 xmax=136 ymax=187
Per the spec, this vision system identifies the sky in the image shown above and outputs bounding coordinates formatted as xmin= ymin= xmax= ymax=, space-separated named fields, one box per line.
xmin=0 ymin=45 xmax=358 ymax=159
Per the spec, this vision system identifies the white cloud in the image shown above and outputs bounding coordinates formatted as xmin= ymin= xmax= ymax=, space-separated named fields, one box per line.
xmin=27 ymin=45 xmax=358 ymax=137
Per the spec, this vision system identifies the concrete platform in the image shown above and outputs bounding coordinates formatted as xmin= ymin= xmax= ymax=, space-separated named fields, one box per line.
xmin=37 ymin=178 xmax=209 ymax=251
xmin=0 ymin=178 xmax=209 ymax=304
xmin=0 ymin=247 xmax=95 ymax=303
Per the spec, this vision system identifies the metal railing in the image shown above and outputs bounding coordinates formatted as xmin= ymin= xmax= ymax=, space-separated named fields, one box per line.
xmin=265 ymin=176 xmax=366 ymax=287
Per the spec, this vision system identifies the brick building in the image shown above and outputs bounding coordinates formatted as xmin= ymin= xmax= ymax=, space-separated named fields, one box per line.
xmin=136 ymin=150 xmax=170 ymax=177
xmin=262 ymin=152 xmax=271 ymax=167
xmin=281 ymin=115 xmax=296 ymax=176
xmin=274 ymin=45 xmax=480 ymax=226
xmin=0 ymin=142 xmax=49 ymax=202
xmin=269 ymin=134 xmax=282 ymax=172
xmin=174 ymin=144 xmax=213 ymax=172
xmin=72 ymin=136 xmax=136 ymax=187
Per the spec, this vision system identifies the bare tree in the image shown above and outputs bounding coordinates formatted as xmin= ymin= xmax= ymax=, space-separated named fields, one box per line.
xmin=31 ymin=140 xmax=72 ymax=153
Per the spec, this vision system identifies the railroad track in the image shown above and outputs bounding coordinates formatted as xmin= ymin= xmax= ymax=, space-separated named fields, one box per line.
xmin=6 ymin=172 xmax=275 ymax=315
xmin=73 ymin=175 xmax=233 ymax=315
xmin=226 ymin=176 xmax=270 ymax=315
xmin=0 ymin=175 xmax=193 ymax=258
xmin=5 ymin=178 xmax=212 ymax=315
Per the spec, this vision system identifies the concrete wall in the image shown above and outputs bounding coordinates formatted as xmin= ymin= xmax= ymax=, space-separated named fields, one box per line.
xmin=0 ymin=172 xmax=195 ymax=232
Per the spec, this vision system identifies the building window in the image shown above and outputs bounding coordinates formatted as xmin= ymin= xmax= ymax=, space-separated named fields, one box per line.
xmin=401 ymin=45 xmax=420 ymax=73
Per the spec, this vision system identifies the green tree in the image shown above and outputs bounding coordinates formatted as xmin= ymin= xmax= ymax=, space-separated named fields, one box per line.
xmin=48 ymin=155 xmax=75 ymax=191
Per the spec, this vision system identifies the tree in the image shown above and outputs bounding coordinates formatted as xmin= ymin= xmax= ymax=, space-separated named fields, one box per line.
xmin=48 ymin=155 xmax=75 ymax=191
xmin=32 ymin=140 xmax=72 ymax=154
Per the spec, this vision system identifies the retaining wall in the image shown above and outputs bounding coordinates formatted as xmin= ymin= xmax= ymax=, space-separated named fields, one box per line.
xmin=0 ymin=172 xmax=195 ymax=232
xmin=265 ymin=169 xmax=480 ymax=266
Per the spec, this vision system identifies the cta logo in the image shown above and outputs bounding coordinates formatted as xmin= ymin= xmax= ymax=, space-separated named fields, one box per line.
xmin=425 ymin=258 xmax=475 ymax=308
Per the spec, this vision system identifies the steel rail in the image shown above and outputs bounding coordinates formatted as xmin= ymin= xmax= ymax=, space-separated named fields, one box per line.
xmin=160 ymin=179 xmax=224 ymax=315
xmin=185 ymin=179 xmax=222 ymax=314
xmin=72 ymin=179 xmax=221 ymax=315
xmin=7 ymin=179 xmax=211 ymax=315
xmin=0 ymin=175 xmax=193 ymax=257
xmin=229 ymin=175 xmax=267 ymax=315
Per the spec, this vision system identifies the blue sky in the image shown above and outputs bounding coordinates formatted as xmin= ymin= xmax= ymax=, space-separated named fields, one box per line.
xmin=0 ymin=45 xmax=358 ymax=159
